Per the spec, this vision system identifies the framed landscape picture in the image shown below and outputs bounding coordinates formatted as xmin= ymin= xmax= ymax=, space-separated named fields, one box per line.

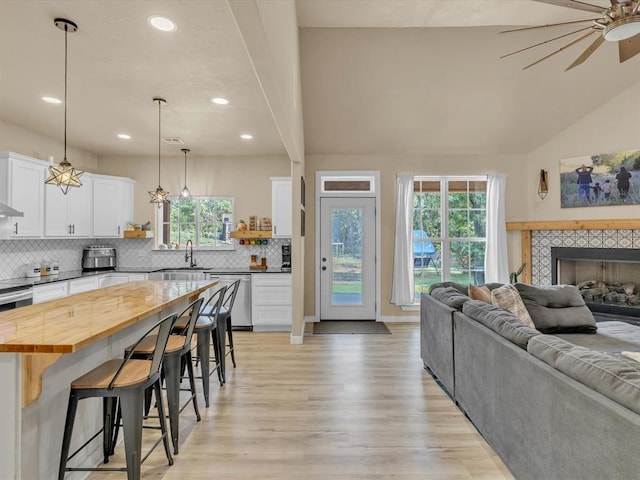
xmin=560 ymin=149 xmax=640 ymax=208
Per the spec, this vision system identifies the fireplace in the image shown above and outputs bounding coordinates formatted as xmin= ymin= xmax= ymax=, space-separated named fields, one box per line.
xmin=552 ymin=247 xmax=640 ymax=318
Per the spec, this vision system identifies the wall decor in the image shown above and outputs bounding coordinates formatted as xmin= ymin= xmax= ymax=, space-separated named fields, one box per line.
xmin=560 ymin=149 xmax=640 ymax=208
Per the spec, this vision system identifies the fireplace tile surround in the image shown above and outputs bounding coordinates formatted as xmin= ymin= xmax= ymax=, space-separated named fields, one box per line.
xmin=531 ymin=229 xmax=640 ymax=286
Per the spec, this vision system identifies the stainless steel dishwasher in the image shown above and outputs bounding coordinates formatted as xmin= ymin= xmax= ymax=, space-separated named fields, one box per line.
xmin=205 ymin=273 xmax=252 ymax=330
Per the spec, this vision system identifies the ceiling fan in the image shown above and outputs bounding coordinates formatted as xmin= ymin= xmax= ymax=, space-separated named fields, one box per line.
xmin=501 ymin=0 xmax=640 ymax=70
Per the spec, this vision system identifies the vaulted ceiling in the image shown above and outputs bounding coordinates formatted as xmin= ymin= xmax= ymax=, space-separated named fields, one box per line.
xmin=1 ymin=0 xmax=637 ymax=159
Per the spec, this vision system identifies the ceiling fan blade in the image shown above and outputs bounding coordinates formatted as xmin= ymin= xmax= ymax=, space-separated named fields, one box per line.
xmin=523 ymin=30 xmax=596 ymax=69
xmin=500 ymin=18 xmax=599 ymax=34
xmin=501 ymin=26 xmax=594 ymax=58
xmin=533 ymin=0 xmax=607 ymax=14
xmin=565 ymin=35 xmax=605 ymax=70
xmin=619 ymin=33 xmax=640 ymax=62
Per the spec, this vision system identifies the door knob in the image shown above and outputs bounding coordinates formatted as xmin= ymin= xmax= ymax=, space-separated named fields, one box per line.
xmin=322 ymin=257 xmax=326 ymax=262
xmin=322 ymin=266 xmax=327 ymax=271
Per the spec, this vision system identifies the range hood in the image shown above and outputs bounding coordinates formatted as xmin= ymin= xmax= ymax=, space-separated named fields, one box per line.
xmin=0 ymin=201 xmax=24 ymax=217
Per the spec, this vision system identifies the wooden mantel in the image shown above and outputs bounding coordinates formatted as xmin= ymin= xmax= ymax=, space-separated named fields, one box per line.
xmin=506 ymin=219 xmax=640 ymax=284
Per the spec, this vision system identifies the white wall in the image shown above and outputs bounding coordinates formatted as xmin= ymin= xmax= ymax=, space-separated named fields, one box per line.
xmin=525 ymin=78 xmax=640 ymax=222
xmin=0 ymin=119 xmax=98 ymax=170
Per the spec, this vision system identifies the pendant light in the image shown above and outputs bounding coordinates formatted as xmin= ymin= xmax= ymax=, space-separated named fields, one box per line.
xmin=180 ymin=148 xmax=191 ymax=198
xmin=148 ymin=97 xmax=169 ymax=206
xmin=45 ymin=18 xmax=84 ymax=194
xmin=537 ymin=169 xmax=549 ymax=199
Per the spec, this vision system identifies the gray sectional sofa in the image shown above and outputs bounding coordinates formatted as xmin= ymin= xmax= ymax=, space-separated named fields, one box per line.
xmin=421 ymin=284 xmax=640 ymax=480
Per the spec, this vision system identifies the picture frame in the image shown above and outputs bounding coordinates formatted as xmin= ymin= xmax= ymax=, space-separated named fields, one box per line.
xmin=560 ymin=149 xmax=640 ymax=208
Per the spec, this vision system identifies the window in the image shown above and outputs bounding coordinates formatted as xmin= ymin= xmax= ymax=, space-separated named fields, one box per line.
xmin=157 ymin=197 xmax=234 ymax=249
xmin=413 ymin=177 xmax=487 ymax=301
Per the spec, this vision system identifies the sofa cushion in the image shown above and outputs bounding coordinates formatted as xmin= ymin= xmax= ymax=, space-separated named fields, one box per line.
xmin=462 ymin=300 xmax=541 ymax=349
xmin=468 ymin=285 xmax=492 ymax=303
xmin=428 ymin=281 xmax=468 ymax=295
xmin=490 ymin=284 xmax=536 ymax=328
xmin=528 ymin=334 xmax=640 ymax=416
xmin=430 ymin=286 xmax=470 ymax=309
xmin=515 ymin=283 xmax=597 ymax=334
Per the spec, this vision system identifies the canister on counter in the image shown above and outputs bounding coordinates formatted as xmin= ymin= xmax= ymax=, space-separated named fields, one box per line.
xmin=249 ymin=216 xmax=257 ymax=231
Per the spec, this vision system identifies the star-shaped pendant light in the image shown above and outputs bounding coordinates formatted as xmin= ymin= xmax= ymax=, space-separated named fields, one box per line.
xmin=45 ymin=18 xmax=84 ymax=194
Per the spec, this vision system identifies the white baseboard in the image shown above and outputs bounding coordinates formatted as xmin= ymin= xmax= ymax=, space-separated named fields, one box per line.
xmin=382 ymin=315 xmax=419 ymax=323
xmin=290 ymin=334 xmax=304 ymax=344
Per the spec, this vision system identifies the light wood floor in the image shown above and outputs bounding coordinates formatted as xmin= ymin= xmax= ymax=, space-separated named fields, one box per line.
xmin=88 ymin=323 xmax=513 ymax=479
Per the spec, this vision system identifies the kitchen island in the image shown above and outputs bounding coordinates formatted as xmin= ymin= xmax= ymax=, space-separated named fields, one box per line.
xmin=0 ymin=279 xmax=217 ymax=479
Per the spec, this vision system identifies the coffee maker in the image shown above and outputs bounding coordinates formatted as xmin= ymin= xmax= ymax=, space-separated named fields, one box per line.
xmin=281 ymin=244 xmax=291 ymax=272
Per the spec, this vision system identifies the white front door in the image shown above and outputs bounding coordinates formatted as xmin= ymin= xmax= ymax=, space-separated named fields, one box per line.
xmin=319 ymin=197 xmax=376 ymax=320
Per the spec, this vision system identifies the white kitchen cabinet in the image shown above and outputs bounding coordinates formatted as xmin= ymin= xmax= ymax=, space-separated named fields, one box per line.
xmin=105 ymin=273 xmax=147 ymax=286
xmin=271 ymin=177 xmax=292 ymax=238
xmin=33 ymin=282 xmax=68 ymax=304
xmin=68 ymin=276 xmax=101 ymax=295
xmin=251 ymin=273 xmax=292 ymax=331
xmin=44 ymin=176 xmax=93 ymax=237
xmin=92 ymin=175 xmax=134 ymax=238
xmin=0 ymin=152 xmax=46 ymax=238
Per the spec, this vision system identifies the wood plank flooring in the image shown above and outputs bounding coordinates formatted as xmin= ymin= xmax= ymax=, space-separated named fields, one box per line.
xmin=88 ymin=323 xmax=513 ymax=479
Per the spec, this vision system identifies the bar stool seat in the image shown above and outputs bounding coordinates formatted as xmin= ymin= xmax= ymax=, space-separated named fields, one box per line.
xmin=58 ymin=313 xmax=177 ymax=480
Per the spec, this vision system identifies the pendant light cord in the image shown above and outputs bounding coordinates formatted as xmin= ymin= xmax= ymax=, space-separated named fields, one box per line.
xmin=158 ymin=99 xmax=161 ymax=186
xmin=64 ymin=26 xmax=68 ymax=162
xmin=184 ymin=150 xmax=187 ymax=183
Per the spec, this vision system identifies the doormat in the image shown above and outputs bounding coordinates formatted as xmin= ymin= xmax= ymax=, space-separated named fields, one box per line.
xmin=313 ymin=321 xmax=391 ymax=334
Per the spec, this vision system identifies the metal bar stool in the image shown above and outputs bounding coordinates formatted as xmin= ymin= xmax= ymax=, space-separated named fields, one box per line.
xmin=120 ymin=297 xmax=204 ymax=455
xmin=58 ymin=313 xmax=178 ymax=480
xmin=203 ymin=279 xmax=240 ymax=375
xmin=173 ymin=285 xmax=227 ymax=407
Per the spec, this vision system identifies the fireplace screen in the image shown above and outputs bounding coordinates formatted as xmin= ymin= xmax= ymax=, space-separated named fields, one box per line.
xmin=552 ymin=247 xmax=640 ymax=317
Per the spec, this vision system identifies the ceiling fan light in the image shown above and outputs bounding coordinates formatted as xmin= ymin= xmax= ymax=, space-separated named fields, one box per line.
xmin=603 ymin=16 xmax=640 ymax=41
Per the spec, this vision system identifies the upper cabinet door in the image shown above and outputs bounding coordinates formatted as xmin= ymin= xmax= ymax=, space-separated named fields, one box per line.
xmin=8 ymin=156 xmax=45 ymax=237
xmin=44 ymin=177 xmax=92 ymax=237
xmin=93 ymin=176 xmax=135 ymax=237
xmin=271 ymin=177 xmax=292 ymax=238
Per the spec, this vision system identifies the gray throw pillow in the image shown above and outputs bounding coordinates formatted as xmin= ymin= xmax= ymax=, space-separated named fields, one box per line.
xmin=428 ymin=281 xmax=468 ymax=295
xmin=430 ymin=286 xmax=470 ymax=310
xmin=515 ymin=283 xmax=597 ymax=334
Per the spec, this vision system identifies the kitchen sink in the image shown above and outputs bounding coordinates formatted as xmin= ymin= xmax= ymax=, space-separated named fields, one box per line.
xmin=149 ymin=268 xmax=209 ymax=281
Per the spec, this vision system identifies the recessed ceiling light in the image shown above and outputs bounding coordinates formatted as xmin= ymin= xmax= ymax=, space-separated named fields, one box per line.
xmin=212 ymin=97 xmax=229 ymax=105
xmin=42 ymin=96 xmax=62 ymax=104
xmin=117 ymin=133 xmax=131 ymax=140
xmin=148 ymin=16 xmax=176 ymax=32
xmin=240 ymin=134 xmax=253 ymax=140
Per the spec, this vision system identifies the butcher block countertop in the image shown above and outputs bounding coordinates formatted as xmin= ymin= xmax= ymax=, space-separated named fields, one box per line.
xmin=0 ymin=280 xmax=217 ymax=354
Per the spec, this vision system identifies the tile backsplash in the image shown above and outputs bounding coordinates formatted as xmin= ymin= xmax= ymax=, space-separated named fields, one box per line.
xmin=0 ymin=238 xmax=290 ymax=280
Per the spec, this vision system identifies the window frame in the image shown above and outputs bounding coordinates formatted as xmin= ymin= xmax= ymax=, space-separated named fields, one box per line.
xmin=155 ymin=196 xmax=235 ymax=250
xmin=413 ymin=175 xmax=487 ymax=303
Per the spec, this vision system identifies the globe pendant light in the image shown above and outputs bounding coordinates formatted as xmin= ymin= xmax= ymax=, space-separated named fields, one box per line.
xmin=149 ymin=97 xmax=169 ymax=206
xmin=180 ymin=148 xmax=191 ymax=198
xmin=45 ymin=18 xmax=84 ymax=194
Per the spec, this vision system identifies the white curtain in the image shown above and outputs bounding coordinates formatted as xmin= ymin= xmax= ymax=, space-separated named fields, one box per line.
xmin=485 ymin=173 xmax=509 ymax=283
xmin=391 ymin=173 xmax=415 ymax=305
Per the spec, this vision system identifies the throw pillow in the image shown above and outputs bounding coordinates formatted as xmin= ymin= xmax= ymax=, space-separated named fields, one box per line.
xmin=491 ymin=284 xmax=536 ymax=328
xmin=468 ymin=285 xmax=492 ymax=304
xmin=515 ymin=283 xmax=597 ymax=334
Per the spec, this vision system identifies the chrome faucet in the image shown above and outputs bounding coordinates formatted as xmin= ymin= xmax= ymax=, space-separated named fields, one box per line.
xmin=185 ymin=239 xmax=196 ymax=267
